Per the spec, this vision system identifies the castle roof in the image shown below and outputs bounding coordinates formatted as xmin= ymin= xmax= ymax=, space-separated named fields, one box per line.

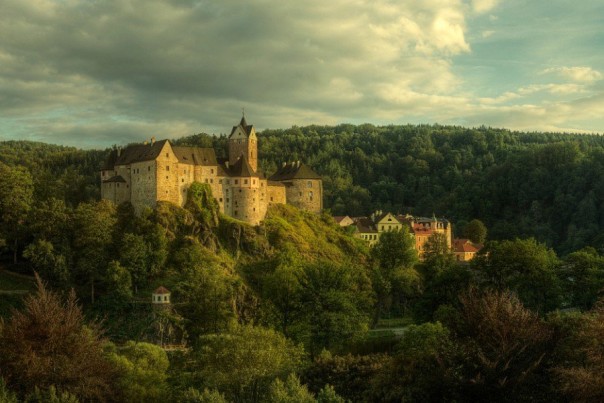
xmin=103 ymin=140 xmax=170 ymax=169
xmin=222 ymin=157 xmax=259 ymax=178
xmin=229 ymin=116 xmax=254 ymax=137
xmin=268 ymin=162 xmax=321 ymax=181
xmin=102 ymin=175 xmax=127 ymax=183
xmin=172 ymin=146 xmax=217 ymax=166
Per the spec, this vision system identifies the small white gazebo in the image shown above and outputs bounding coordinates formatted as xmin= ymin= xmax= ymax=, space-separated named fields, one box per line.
xmin=152 ymin=286 xmax=171 ymax=305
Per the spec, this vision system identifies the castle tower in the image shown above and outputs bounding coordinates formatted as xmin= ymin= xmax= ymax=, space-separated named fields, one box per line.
xmin=228 ymin=114 xmax=258 ymax=172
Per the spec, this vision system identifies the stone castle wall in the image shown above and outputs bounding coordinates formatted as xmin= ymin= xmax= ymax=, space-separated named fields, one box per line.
xmin=285 ymin=179 xmax=322 ymax=213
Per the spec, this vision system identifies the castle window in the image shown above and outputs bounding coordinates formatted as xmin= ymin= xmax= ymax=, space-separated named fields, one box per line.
xmin=244 ymin=179 xmax=248 ymax=185
xmin=219 ymin=198 xmax=223 ymax=202
xmin=219 ymin=179 xmax=222 ymax=184
xmin=299 ymin=192 xmax=302 ymax=196
xmin=166 ymin=166 xmax=170 ymax=171
xmin=102 ymin=172 xmax=105 ymax=177
xmin=253 ymin=208 xmax=256 ymax=211
xmin=234 ymin=210 xmax=238 ymax=216
xmin=226 ymin=180 xmax=230 ymax=185
xmin=166 ymin=176 xmax=168 ymax=179
xmin=239 ymin=189 xmax=242 ymax=193
xmin=226 ymin=198 xmax=230 ymax=202
xmin=182 ymin=179 xmax=184 ymax=182
xmin=166 ymin=153 xmax=169 ymax=158
xmin=211 ymin=169 xmax=214 ymax=174
xmin=253 ymin=180 xmax=256 ymax=185
xmin=148 ymin=166 xmax=151 ymax=171
xmin=261 ymin=182 xmax=264 ymax=187
xmin=205 ymin=179 xmax=208 ymax=183
xmin=235 ymin=179 xmax=239 ymax=185
xmin=307 ymin=181 xmax=312 ymax=188
xmin=270 ymin=197 xmax=273 ymax=202
xmin=210 ymin=179 xmax=213 ymax=184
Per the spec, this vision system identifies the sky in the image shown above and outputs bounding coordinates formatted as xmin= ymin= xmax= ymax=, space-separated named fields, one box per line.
xmin=0 ymin=0 xmax=603 ymax=149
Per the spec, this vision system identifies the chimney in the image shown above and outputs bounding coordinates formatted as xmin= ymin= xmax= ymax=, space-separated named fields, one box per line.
xmin=151 ymin=136 xmax=156 ymax=145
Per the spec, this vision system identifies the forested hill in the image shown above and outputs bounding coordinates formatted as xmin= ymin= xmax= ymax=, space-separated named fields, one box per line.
xmin=4 ymin=123 xmax=604 ymax=254
xmin=183 ymin=124 xmax=604 ymax=255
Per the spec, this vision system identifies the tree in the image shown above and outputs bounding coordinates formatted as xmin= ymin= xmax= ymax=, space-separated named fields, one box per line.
xmin=463 ymin=219 xmax=487 ymax=244
xmin=192 ymin=324 xmax=306 ymax=402
xmin=72 ymin=200 xmax=117 ymax=303
xmin=267 ymin=374 xmax=315 ymax=403
xmin=0 ymin=163 xmax=34 ymax=263
xmin=107 ymin=341 xmax=170 ymax=403
xmin=559 ymin=248 xmax=604 ymax=310
xmin=452 ymin=289 xmax=553 ymax=402
xmin=294 ymin=261 xmax=373 ymax=357
xmin=371 ymin=228 xmax=419 ymax=319
xmin=0 ymin=276 xmax=116 ymax=401
xmin=371 ymin=322 xmax=457 ymax=402
xmin=119 ymin=233 xmax=149 ymax=294
xmin=23 ymin=239 xmax=69 ymax=286
xmin=473 ymin=238 xmax=562 ymax=313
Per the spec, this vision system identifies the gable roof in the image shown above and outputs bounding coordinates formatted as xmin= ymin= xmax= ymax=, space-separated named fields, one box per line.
xmin=229 ymin=116 xmax=254 ymax=137
xmin=353 ymin=217 xmax=377 ymax=233
xmin=453 ymin=239 xmax=482 ymax=253
xmin=105 ymin=139 xmax=169 ymax=168
xmin=172 ymin=146 xmax=217 ymax=166
xmin=268 ymin=162 xmax=321 ymax=181
xmin=222 ymin=157 xmax=259 ymax=178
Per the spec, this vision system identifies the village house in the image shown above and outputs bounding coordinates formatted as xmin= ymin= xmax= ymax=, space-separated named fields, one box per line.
xmin=337 ymin=211 xmax=479 ymax=259
xmin=100 ymin=116 xmax=322 ymax=225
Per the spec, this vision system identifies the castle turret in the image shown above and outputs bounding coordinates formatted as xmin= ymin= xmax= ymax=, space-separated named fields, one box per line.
xmin=228 ymin=114 xmax=258 ymax=172
xmin=152 ymin=286 xmax=171 ymax=308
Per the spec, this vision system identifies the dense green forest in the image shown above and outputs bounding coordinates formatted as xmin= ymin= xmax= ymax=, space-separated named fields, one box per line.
xmin=2 ymin=125 xmax=604 ymax=402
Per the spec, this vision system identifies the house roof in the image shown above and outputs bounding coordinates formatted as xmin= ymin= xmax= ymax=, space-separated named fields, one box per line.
xmin=354 ymin=217 xmax=377 ymax=233
xmin=102 ymin=175 xmax=127 ymax=183
xmin=172 ymin=146 xmax=217 ymax=166
xmin=153 ymin=286 xmax=170 ymax=294
xmin=453 ymin=239 xmax=482 ymax=253
xmin=268 ymin=162 xmax=321 ymax=181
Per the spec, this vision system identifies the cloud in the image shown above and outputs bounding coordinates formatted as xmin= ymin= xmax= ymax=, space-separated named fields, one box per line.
xmin=542 ymin=67 xmax=603 ymax=83
xmin=0 ymin=0 xmax=602 ymax=147
xmin=471 ymin=0 xmax=499 ymax=14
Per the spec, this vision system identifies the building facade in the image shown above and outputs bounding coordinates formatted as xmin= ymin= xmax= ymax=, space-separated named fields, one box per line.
xmin=101 ymin=116 xmax=322 ymax=225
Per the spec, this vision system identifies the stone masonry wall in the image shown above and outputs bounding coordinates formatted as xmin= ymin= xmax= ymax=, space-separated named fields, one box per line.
xmin=285 ymin=179 xmax=322 ymax=213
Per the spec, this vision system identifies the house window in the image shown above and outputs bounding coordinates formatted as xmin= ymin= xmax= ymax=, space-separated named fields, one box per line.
xmin=164 ymin=296 xmax=168 ymax=301
xmin=166 ymin=153 xmax=169 ymax=158
xmin=211 ymin=169 xmax=214 ymax=174
xmin=270 ymin=197 xmax=273 ymax=202
xmin=244 ymin=179 xmax=248 ymax=185
xmin=210 ymin=179 xmax=213 ymax=184
xmin=235 ymin=179 xmax=239 ymax=185
xmin=226 ymin=198 xmax=230 ymax=203
xmin=253 ymin=180 xmax=256 ymax=185
xmin=166 ymin=176 xmax=168 ymax=179
xmin=182 ymin=178 xmax=184 ymax=182
xmin=219 ymin=198 xmax=223 ymax=202
xmin=166 ymin=166 xmax=170 ymax=171
xmin=205 ymin=179 xmax=208 ymax=183
xmin=148 ymin=166 xmax=151 ymax=171
xmin=307 ymin=181 xmax=312 ymax=188
xmin=299 ymin=192 xmax=302 ymax=196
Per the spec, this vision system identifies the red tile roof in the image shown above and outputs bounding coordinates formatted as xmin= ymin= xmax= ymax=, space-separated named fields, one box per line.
xmin=153 ymin=286 xmax=170 ymax=294
xmin=453 ymin=239 xmax=481 ymax=253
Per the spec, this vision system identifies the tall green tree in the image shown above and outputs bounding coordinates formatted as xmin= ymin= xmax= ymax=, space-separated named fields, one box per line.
xmin=72 ymin=200 xmax=117 ymax=303
xmin=463 ymin=219 xmax=487 ymax=244
xmin=473 ymin=238 xmax=562 ymax=312
xmin=0 ymin=163 xmax=34 ymax=263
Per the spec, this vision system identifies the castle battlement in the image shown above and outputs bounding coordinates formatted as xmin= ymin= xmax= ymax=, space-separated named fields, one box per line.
xmin=100 ymin=116 xmax=322 ymax=225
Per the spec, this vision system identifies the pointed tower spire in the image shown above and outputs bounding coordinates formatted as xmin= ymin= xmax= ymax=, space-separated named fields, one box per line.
xmin=240 ymin=108 xmax=247 ymax=128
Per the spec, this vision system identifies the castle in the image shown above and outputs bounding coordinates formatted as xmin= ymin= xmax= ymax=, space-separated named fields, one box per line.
xmin=100 ymin=116 xmax=323 ymax=224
